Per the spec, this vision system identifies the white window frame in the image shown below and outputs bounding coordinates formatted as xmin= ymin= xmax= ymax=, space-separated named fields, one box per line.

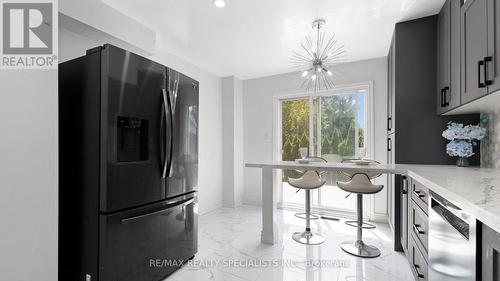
xmin=272 ymin=81 xmax=376 ymax=219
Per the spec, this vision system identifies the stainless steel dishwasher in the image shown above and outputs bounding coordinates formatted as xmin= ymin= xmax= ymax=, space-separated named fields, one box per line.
xmin=428 ymin=191 xmax=476 ymax=281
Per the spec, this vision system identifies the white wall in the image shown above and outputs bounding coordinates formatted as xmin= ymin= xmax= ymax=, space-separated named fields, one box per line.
xmin=60 ymin=0 xmax=155 ymax=54
xmin=242 ymin=57 xmax=389 ymax=220
xmin=222 ymin=76 xmax=244 ymax=207
xmin=0 ymin=70 xmax=58 ymax=281
xmin=59 ymin=25 xmax=224 ymax=215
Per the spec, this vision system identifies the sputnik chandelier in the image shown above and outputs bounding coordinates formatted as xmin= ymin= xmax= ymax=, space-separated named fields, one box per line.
xmin=291 ymin=19 xmax=346 ymax=92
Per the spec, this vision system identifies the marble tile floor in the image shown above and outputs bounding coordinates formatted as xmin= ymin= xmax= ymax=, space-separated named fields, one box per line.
xmin=166 ymin=206 xmax=414 ymax=281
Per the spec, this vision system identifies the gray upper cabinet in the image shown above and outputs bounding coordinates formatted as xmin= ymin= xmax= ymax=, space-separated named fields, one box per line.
xmin=437 ymin=0 xmax=500 ymax=113
xmin=438 ymin=0 xmax=462 ymax=114
xmin=450 ymin=0 xmax=462 ymax=110
xmin=487 ymin=0 xmax=500 ymax=93
xmin=387 ymin=34 xmax=395 ymax=134
xmin=438 ymin=0 xmax=451 ymax=114
xmin=461 ymin=0 xmax=489 ymax=104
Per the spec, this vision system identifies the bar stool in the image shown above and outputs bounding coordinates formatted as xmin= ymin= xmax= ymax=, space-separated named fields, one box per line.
xmin=341 ymin=159 xmax=381 ymax=230
xmin=288 ymin=170 xmax=326 ymax=245
xmin=294 ymin=157 xmax=327 ymax=220
xmin=337 ymin=168 xmax=384 ymax=258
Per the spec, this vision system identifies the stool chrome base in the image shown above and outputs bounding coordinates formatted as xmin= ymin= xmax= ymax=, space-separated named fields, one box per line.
xmin=294 ymin=213 xmax=320 ymax=220
xmin=341 ymin=241 xmax=380 ymax=258
xmin=292 ymin=230 xmax=325 ymax=245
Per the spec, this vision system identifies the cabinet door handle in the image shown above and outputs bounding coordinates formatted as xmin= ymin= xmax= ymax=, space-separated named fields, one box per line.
xmin=479 ymin=60 xmax=486 ymax=88
xmin=443 ymin=86 xmax=450 ymax=106
xmin=413 ymin=264 xmax=425 ymax=278
xmin=402 ymin=177 xmax=408 ymax=194
xmin=440 ymin=88 xmax=443 ymax=107
xmin=387 ymin=138 xmax=392 ymax=151
xmin=413 ymin=224 xmax=425 ymax=235
xmin=440 ymin=88 xmax=445 ymax=107
xmin=387 ymin=117 xmax=392 ymax=131
xmin=413 ymin=189 xmax=426 ymax=198
xmin=484 ymin=56 xmax=493 ymax=86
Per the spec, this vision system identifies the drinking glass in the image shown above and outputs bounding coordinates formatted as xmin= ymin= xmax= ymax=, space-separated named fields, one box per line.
xmin=299 ymin=147 xmax=308 ymax=159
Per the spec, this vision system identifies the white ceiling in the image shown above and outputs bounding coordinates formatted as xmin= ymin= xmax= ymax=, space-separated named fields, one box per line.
xmin=102 ymin=0 xmax=445 ymax=79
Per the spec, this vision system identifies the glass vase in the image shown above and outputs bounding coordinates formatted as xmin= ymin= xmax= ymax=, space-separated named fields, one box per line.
xmin=456 ymin=157 xmax=470 ymax=167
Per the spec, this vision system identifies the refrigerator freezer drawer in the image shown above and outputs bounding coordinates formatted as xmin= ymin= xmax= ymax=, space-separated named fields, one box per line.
xmin=99 ymin=195 xmax=198 ymax=281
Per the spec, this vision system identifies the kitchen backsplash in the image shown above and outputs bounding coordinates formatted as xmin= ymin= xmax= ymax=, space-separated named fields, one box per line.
xmin=481 ymin=110 xmax=500 ymax=168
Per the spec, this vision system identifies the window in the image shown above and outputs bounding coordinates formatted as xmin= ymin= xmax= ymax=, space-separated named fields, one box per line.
xmin=276 ymin=83 xmax=372 ymax=215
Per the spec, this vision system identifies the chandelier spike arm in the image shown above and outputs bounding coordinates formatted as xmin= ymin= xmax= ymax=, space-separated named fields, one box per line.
xmin=325 ymin=45 xmax=347 ymax=60
xmin=320 ymin=31 xmax=327 ymax=52
xmin=305 ymin=35 xmax=314 ymax=53
xmin=300 ymin=41 xmax=315 ymax=59
xmin=319 ymin=32 xmax=328 ymax=57
xmin=291 ymin=51 xmax=312 ymax=62
xmin=316 ymin=25 xmax=321 ymax=56
xmin=320 ymin=38 xmax=336 ymax=60
xmin=321 ymin=36 xmax=338 ymax=56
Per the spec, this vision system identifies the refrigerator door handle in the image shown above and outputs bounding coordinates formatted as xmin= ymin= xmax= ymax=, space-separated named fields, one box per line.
xmin=167 ymin=90 xmax=174 ymax=178
xmin=120 ymin=197 xmax=195 ymax=225
xmin=161 ymin=89 xmax=169 ymax=178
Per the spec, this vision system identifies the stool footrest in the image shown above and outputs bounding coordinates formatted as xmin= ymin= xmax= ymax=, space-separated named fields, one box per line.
xmin=294 ymin=213 xmax=320 ymax=220
xmin=345 ymin=220 xmax=376 ymax=229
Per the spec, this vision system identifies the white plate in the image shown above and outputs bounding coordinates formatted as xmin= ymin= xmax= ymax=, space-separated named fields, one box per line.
xmin=351 ymin=159 xmax=373 ymax=165
xmin=295 ymin=159 xmax=310 ymax=164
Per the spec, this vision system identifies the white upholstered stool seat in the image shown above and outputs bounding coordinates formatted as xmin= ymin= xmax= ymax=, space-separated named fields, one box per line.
xmin=289 ymin=171 xmax=326 ymax=190
xmin=337 ymin=173 xmax=384 ymax=194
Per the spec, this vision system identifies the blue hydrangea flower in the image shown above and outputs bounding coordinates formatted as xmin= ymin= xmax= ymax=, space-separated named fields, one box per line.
xmin=446 ymin=140 xmax=474 ymax=157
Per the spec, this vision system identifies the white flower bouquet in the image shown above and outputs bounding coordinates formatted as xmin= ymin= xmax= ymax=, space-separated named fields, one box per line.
xmin=442 ymin=122 xmax=486 ymax=166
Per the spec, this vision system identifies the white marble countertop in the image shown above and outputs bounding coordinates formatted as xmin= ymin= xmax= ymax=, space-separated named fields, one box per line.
xmin=246 ymin=161 xmax=500 ymax=234
xmin=400 ymin=164 xmax=500 ymax=234
xmin=246 ymin=161 xmax=407 ymax=174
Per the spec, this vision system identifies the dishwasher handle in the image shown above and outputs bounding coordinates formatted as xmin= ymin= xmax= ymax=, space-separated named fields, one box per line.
xmin=431 ymin=192 xmax=464 ymax=216
xmin=431 ymin=193 xmax=471 ymax=240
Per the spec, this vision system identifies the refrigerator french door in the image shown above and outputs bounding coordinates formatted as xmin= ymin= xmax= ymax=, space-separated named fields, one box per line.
xmin=100 ymin=44 xmax=167 ymax=213
xmin=164 ymin=70 xmax=199 ymax=199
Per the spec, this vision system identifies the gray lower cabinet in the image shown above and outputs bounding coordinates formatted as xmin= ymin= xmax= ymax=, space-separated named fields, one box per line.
xmin=405 ymin=177 xmax=430 ymax=281
xmin=411 ymin=179 xmax=429 ymax=215
xmin=438 ymin=0 xmax=461 ymax=114
xmin=410 ymin=199 xmax=429 ymax=253
xmin=401 ymin=178 xmax=500 ymax=281
xmin=400 ymin=176 xmax=409 ymax=252
xmin=409 ymin=233 xmax=429 ymax=281
xmin=481 ymin=223 xmax=500 ymax=281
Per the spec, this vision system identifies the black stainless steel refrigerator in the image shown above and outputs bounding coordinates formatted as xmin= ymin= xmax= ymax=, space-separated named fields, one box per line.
xmin=59 ymin=44 xmax=199 ymax=281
